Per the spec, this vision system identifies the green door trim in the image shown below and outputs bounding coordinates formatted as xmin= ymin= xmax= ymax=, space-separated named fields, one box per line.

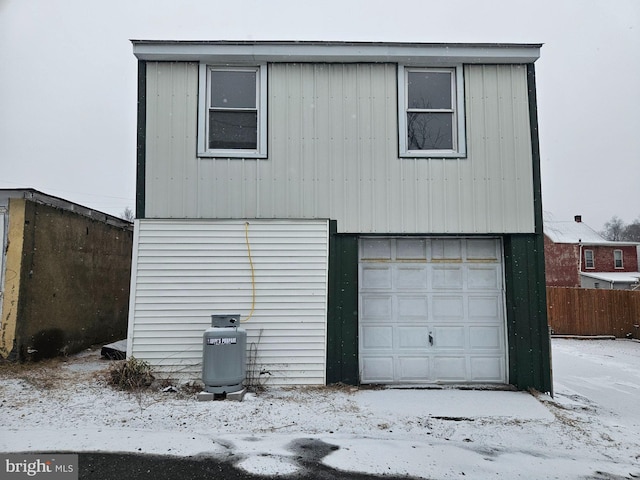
xmin=326 ymin=223 xmax=359 ymax=385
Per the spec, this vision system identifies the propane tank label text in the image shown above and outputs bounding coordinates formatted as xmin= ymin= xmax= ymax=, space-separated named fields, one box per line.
xmin=207 ymin=337 xmax=237 ymax=345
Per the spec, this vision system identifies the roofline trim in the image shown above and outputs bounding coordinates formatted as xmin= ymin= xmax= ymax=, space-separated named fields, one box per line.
xmin=0 ymin=188 xmax=133 ymax=229
xmin=543 ymin=233 xmax=640 ymax=247
xmin=131 ymin=40 xmax=542 ymax=64
xmin=580 ymin=271 xmax=640 ymax=283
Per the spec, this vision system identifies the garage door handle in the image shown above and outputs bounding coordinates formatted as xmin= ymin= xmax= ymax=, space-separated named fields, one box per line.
xmin=428 ymin=332 xmax=433 ymax=346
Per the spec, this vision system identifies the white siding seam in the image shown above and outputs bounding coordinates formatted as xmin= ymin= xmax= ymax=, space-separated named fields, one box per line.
xmin=126 ymin=220 xmax=142 ymax=358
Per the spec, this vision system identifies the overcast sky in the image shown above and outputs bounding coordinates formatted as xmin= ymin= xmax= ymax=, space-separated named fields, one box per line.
xmin=1 ymin=0 xmax=638 ymax=231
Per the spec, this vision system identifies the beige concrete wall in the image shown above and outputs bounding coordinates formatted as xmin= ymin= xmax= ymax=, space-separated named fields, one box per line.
xmin=6 ymin=200 xmax=133 ymax=360
xmin=0 ymin=198 xmax=26 ymax=358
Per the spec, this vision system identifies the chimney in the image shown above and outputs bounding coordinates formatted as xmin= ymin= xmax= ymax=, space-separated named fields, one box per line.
xmin=574 ymin=215 xmax=582 ymax=223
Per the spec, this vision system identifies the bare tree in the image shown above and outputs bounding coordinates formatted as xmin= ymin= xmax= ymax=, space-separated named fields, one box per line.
xmin=621 ymin=218 xmax=640 ymax=242
xmin=601 ymin=215 xmax=640 ymax=242
xmin=121 ymin=206 xmax=134 ymax=222
xmin=601 ymin=216 xmax=625 ymax=241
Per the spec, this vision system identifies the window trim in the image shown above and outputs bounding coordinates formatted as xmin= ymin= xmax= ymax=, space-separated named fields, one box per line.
xmin=398 ymin=65 xmax=466 ymax=158
xmin=614 ymin=249 xmax=623 ymax=269
xmin=584 ymin=249 xmax=595 ymax=269
xmin=198 ymin=63 xmax=267 ymax=158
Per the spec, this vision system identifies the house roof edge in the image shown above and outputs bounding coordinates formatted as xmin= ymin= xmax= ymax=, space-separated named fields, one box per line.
xmin=130 ymin=40 xmax=542 ymax=64
xmin=0 ymin=188 xmax=133 ymax=230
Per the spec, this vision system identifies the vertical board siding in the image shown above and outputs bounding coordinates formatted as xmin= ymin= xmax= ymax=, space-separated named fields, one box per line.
xmin=326 ymin=229 xmax=359 ymax=385
xmin=547 ymin=287 xmax=640 ymax=337
xmin=503 ymin=234 xmax=552 ymax=393
xmin=465 ymin=65 xmax=534 ymax=233
xmin=145 ymin=62 xmax=199 ymax=219
xmin=128 ymin=219 xmax=329 ymax=385
xmin=145 ymin=62 xmax=535 ymax=234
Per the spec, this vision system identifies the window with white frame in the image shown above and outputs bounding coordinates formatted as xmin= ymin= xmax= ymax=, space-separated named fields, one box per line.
xmin=398 ymin=66 xmax=466 ymax=157
xmin=614 ymin=250 xmax=623 ymax=269
xmin=584 ymin=249 xmax=594 ymax=269
xmin=198 ymin=64 xmax=267 ymax=158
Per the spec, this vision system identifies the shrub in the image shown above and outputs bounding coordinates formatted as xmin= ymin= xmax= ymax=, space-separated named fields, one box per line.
xmin=108 ymin=357 xmax=154 ymax=391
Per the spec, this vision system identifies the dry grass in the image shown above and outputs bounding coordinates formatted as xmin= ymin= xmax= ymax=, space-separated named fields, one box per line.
xmin=291 ymin=383 xmax=360 ymax=394
xmin=0 ymin=354 xmax=107 ymax=390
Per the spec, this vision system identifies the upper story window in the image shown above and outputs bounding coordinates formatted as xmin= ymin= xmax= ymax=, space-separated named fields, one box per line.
xmin=614 ymin=250 xmax=623 ymax=269
xmin=198 ymin=64 xmax=267 ymax=158
xmin=398 ymin=66 xmax=466 ymax=158
xmin=584 ymin=249 xmax=594 ymax=269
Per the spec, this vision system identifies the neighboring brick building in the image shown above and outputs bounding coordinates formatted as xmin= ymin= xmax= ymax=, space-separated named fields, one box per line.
xmin=544 ymin=215 xmax=640 ymax=290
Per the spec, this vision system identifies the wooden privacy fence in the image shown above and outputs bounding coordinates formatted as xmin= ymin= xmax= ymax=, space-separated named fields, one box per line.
xmin=546 ymin=287 xmax=640 ymax=338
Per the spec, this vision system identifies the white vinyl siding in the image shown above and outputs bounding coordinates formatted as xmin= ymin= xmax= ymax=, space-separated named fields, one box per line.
xmin=127 ymin=219 xmax=329 ymax=386
xmin=145 ymin=62 xmax=534 ymax=234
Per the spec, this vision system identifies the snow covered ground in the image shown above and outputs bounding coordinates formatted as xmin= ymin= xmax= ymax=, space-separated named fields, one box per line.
xmin=1 ymin=338 xmax=639 ymax=479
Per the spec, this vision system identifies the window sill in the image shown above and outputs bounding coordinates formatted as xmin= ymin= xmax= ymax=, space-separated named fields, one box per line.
xmin=198 ymin=151 xmax=268 ymax=159
xmin=399 ymin=151 xmax=467 ymax=159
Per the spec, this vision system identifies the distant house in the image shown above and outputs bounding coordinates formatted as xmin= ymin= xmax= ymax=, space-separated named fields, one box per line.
xmin=128 ymin=41 xmax=551 ymax=392
xmin=544 ymin=215 xmax=640 ymax=290
xmin=0 ymin=189 xmax=133 ymax=360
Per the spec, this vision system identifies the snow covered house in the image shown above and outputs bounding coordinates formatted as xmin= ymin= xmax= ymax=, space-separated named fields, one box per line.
xmin=544 ymin=216 xmax=640 ymax=290
xmin=128 ymin=41 xmax=551 ymax=392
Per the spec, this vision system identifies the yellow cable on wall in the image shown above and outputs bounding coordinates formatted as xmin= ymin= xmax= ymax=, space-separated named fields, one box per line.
xmin=242 ymin=221 xmax=256 ymax=323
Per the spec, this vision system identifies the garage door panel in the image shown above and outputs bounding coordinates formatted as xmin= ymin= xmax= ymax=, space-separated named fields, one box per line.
xmin=398 ymin=357 xmax=430 ymax=381
xmin=433 ymin=356 xmax=467 ymax=381
xmin=361 ymin=357 xmax=394 ymax=382
xmin=396 ymin=238 xmax=427 ymax=259
xmin=361 ymin=238 xmax=392 ymax=260
xmin=396 ymin=266 xmax=428 ymax=289
xmin=362 ymin=266 xmax=392 ymax=289
xmin=470 ymin=357 xmax=505 ymax=382
xmin=359 ymin=237 xmax=506 ymax=385
xmin=467 ymin=296 xmax=500 ymax=321
xmin=432 ymin=326 xmax=466 ymax=349
xmin=467 ymin=265 xmax=500 ymax=290
xmin=432 ymin=239 xmax=462 ymax=260
xmin=432 ymin=296 xmax=464 ymax=321
xmin=397 ymin=326 xmax=429 ymax=349
xmin=362 ymin=326 xmax=393 ymax=349
xmin=466 ymin=238 xmax=500 ymax=260
xmin=361 ymin=295 xmax=393 ymax=320
xmin=432 ymin=266 xmax=463 ymax=289
xmin=397 ymin=296 xmax=428 ymax=319
xmin=469 ymin=326 xmax=503 ymax=350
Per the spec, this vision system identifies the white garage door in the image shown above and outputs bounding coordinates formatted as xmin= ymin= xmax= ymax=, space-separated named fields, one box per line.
xmin=359 ymin=237 xmax=506 ymax=384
